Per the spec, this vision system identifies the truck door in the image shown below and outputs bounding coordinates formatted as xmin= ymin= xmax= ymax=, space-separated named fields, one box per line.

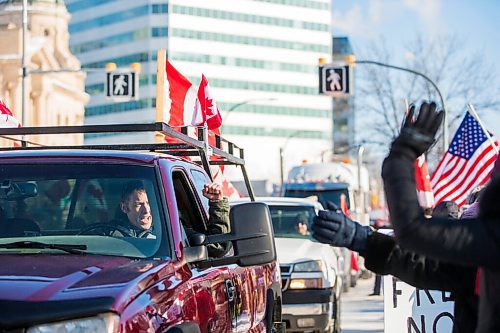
xmin=172 ymin=170 xmax=234 ymax=332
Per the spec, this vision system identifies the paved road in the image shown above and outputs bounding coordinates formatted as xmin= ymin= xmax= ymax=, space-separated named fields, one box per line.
xmin=340 ymin=275 xmax=384 ymax=333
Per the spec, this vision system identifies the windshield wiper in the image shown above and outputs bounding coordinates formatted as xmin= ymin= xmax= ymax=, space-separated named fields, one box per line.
xmin=0 ymin=241 xmax=87 ymax=254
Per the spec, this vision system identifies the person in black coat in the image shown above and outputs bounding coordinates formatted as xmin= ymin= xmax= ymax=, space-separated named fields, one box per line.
xmin=381 ymin=101 xmax=500 ymax=333
xmin=311 ymin=202 xmax=479 ymax=333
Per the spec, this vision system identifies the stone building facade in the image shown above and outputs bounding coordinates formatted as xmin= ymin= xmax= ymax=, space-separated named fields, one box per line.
xmin=0 ymin=0 xmax=88 ymax=146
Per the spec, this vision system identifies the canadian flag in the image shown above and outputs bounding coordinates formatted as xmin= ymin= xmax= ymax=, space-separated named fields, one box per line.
xmin=165 ymin=60 xmax=197 ymax=128
xmin=0 ymin=99 xmax=20 ymax=128
xmin=339 ymin=193 xmax=350 ymax=217
xmin=415 ymin=154 xmax=435 ymax=208
xmin=191 ymin=74 xmax=222 ymax=130
xmin=212 ymin=166 xmax=242 ymax=200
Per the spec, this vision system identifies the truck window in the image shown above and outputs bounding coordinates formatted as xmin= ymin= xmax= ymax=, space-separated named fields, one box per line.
xmin=190 ymin=169 xmax=210 ymax=212
xmin=0 ymin=164 xmax=164 ymax=258
xmin=172 ymin=171 xmax=206 ymax=233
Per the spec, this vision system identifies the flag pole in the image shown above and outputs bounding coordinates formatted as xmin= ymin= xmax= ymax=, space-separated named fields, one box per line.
xmin=155 ymin=49 xmax=167 ymax=143
xmin=467 ymin=103 xmax=499 ymax=154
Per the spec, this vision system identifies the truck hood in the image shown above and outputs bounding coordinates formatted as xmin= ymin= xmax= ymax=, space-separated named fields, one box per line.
xmin=0 ymin=254 xmax=163 ymax=302
xmin=275 ymin=237 xmax=329 ymax=264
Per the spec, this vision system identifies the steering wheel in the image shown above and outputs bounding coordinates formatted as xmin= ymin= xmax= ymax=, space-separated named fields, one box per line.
xmin=77 ymin=223 xmax=134 ymax=237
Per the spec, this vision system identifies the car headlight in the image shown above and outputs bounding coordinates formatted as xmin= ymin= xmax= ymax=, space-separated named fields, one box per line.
xmin=293 ymin=260 xmax=324 ymax=272
xmin=289 ymin=278 xmax=322 ymax=289
xmin=27 ymin=313 xmax=119 ymax=333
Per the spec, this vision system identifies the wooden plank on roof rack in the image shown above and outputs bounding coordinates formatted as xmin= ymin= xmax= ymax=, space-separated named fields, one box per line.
xmin=155 ymin=49 xmax=167 ymax=144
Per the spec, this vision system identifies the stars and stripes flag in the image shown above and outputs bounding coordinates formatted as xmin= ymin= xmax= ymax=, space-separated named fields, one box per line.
xmin=431 ymin=112 xmax=499 ymax=206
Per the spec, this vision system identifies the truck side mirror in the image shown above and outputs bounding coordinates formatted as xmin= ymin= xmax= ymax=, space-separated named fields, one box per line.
xmin=184 ymin=233 xmax=208 ymax=264
xmin=230 ymin=202 xmax=276 ymax=267
xmin=189 ymin=202 xmax=277 ymax=268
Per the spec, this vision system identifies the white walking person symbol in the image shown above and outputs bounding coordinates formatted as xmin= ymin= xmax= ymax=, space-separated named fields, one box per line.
xmin=327 ymin=69 xmax=341 ymax=91
xmin=113 ymin=75 xmax=128 ymax=95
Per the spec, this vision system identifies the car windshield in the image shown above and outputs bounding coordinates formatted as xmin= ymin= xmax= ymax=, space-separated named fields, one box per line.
xmin=268 ymin=205 xmax=316 ymax=240
xmin=0 ymin=163 xmax=164 ymax=258
xmin=284 ymin=189 xmax=350 ymax=209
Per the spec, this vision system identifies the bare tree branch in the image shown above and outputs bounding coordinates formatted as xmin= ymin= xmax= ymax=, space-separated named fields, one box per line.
xmin=355 ymin=34 xmax=500 ymax=164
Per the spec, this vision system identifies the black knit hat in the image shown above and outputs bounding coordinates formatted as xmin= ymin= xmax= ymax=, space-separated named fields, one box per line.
xmin=432 ymin=200 xmax=460 ymax=219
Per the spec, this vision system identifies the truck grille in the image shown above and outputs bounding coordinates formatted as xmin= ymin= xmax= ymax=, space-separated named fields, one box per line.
xmin=280 ymin=264 xmax=292 ymax=274
xmin=280 ymin=264 xmax=292 ymax=291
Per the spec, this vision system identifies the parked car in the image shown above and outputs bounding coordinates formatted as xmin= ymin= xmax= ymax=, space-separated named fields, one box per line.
xmin=232 ymin=197 xmax=342 ymax=333
xmin=0 ymin=123 xmax=284 ymax=333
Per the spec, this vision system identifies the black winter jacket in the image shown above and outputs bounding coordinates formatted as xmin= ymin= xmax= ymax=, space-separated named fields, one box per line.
xmin=362 ymin=232 xmax=478 ymax=333
xmin=382 ymin=151 xmax=500 ymax=333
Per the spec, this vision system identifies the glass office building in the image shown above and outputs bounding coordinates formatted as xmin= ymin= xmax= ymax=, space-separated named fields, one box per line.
xmin=67 ymin=0 xmax=333 ymax=189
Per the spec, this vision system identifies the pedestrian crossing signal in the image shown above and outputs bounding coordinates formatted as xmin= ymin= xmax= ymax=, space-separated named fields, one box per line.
xmin=106 ymin=71 xmax=138 ymax=101
xmin=319 ymin=65 xmax=351 ymax=97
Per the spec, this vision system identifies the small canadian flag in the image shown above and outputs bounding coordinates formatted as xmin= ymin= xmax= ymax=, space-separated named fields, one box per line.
xmin=0 ymin=98 xmax=20 ymax=128
xmin=415 ymin=154 xmax=435 ymax=208
xmin=192 ymin=74 xmax=222 ymax=130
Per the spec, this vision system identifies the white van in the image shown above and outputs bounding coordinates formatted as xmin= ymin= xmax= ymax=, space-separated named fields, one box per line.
xmin=232 ymin=197 xmax=343 ymax=333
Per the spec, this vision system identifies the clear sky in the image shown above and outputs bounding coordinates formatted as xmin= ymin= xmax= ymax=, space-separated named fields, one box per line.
xmin=331 ymin=0 xmax=500 ymax=137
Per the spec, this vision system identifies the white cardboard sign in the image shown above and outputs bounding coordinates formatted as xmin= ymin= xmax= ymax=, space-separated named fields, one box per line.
xmin=384 ymin=275 xmax=454 ymax=333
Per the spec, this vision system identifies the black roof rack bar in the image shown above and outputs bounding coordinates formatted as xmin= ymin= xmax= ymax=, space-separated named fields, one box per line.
xmin=0 ymin=122 xmax=255 ymax=199
xmin=0 ymin=122 xmax=244 ymax=164
xmin=0 ymin=123 xmax=165 ymax=135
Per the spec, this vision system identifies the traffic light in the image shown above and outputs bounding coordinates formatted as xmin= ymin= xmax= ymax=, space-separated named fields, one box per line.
xmin=318 ymin=64 xmax=351 ymax=96
xmin=105 ymin=62 xmax=139 ymax=101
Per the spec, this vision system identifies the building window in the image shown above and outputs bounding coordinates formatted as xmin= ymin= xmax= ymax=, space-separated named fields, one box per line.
xmin=172 ymin=28 xmax=329 ymax=53
xmin=170 ymin=52 xmax=316 ymax=74
xmin=69 ymin=5 xmax=150 ymax=33
xmin=172 ymin=5 xmax=329 ymax=32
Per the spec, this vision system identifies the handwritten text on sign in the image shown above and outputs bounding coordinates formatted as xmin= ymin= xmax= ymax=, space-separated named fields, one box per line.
xmin=384 ymin=276 xmax=454 ymax=333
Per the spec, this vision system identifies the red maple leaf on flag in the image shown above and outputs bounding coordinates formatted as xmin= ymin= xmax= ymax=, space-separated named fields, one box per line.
xmin=192 ymin=74 xmax=222 ymax=130
xmin=205 ymin=97 xmax=213 ymax=112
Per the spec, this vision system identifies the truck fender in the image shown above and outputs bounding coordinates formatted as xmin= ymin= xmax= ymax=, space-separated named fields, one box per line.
xmin=165 ymin=322 xmax=201 ymax=333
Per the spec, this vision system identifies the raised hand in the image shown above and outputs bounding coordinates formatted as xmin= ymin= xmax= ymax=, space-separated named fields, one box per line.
xmin=202 ymin=183 xmax=224 ymax=202
xmin=391 ymin=101 xmax=444 ymax=160
xmin=312 ymin=202 xmax=371 ymax=252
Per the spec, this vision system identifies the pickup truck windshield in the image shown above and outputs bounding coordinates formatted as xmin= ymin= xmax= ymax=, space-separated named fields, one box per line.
xmin=0 ymin=164 xmax=163 ymax=258
xmin=268 ymin=205 xmax=316 ymax=240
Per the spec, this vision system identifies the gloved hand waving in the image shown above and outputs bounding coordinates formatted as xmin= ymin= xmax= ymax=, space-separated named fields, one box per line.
xmin=390 ymin=101 xmax=444 ymax=160
xmin=311 ymin=202 xmax=372 ymax=253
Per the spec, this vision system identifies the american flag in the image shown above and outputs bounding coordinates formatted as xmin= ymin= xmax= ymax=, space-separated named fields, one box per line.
xmin=431 ymin=112 xmax=499 ymax=206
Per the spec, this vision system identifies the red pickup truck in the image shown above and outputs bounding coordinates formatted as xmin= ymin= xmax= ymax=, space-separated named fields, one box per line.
xmin=0 ymin=123 xmax=284 ymax=333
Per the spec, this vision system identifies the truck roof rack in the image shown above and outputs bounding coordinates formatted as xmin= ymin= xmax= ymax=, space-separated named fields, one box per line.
xmin=0 ymin=122 xmax=255 ymax=200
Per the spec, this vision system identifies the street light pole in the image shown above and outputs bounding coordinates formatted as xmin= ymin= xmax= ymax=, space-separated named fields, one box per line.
xmin=353 ymin=59 xmax=448 ymax=152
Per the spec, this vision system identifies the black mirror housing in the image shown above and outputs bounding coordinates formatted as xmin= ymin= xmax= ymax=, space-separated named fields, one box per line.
xmin=230 ymin=202 xmax=276 ymax=266
xmin=186 ymin=202 xmax=276 ymax=268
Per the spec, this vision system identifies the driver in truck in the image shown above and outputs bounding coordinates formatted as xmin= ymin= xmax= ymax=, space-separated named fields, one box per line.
xmin=118 ymin=180 xmax=231 ymax=257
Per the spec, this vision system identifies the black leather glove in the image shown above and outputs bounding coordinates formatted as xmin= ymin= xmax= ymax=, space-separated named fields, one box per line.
xmin=311 ymin=202 xmax=372 ymax=252
xmin=390 ymin=101 xmax=444 ymax=160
